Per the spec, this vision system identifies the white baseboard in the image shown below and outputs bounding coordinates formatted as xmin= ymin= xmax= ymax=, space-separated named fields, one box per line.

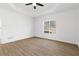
xmin=34 ymin=36 xmax=77 ymax=45
xmin=77 ymin=43 xmax=79 ymax=48
xmin=1 ymin=36 xmax=78 ymax=47
xmin=1 ymin=35 xmax=34 ymax=44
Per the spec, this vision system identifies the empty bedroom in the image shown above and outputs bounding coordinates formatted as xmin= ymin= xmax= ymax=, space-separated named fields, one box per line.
xmin=0 ymin=3 xmax=79 ymax=56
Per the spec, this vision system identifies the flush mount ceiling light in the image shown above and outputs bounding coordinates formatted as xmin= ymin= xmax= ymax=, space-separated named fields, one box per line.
xmin=25 ymin=3 xmax=44 ymax=9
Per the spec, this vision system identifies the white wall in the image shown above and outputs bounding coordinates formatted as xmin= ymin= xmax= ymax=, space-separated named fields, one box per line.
xmin=34 ymin=8 xmax=78 ymax=45
xmin=0 ymin=8 xmax=34 ymax=44
xmin=77 ymin=6 xmax=79 ymax=46
xmin=0 ymin=17 xmax=2 ymax=44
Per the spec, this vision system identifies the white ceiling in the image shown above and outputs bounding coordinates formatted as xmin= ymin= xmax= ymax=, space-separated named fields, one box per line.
xmin=0 ymin=3 xmax=78 ymax=17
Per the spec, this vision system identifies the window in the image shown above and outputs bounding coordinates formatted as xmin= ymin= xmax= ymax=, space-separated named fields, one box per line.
xmin=44 ymin=20 xmax=56 ymax=34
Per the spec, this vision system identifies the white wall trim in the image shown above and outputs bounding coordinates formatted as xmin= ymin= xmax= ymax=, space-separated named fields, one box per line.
xmin=1 ymin=36 xmax=34 ymax=44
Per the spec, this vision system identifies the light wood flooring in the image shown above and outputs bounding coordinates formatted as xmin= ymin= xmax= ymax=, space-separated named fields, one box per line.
xmin=0 ymin=37 xmax=79 ymax=56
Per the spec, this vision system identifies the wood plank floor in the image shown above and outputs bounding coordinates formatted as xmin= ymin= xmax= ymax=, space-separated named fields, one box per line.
xmin=0 ymin=37 xmax=79 ymax=56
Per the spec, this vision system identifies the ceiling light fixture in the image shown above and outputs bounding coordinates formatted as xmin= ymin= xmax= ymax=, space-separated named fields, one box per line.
xmin=33 ymin=3 xmax=36 ymax=6
xmin=25 ymin=3 xmax=44 ymax=9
